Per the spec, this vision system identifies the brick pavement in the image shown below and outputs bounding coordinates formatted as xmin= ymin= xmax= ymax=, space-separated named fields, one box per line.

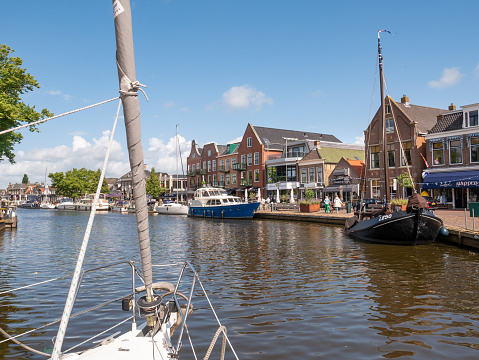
xmin=257 ymin=206 xmax=479 ymax=232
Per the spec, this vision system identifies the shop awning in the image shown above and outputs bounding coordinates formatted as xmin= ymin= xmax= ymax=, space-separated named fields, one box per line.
xmin=422 ymin=170 xmax=479 ymax=189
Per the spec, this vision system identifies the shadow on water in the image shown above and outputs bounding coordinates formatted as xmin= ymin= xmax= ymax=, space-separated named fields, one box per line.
xmin=0 ymin=210 xmax=478 ymax=359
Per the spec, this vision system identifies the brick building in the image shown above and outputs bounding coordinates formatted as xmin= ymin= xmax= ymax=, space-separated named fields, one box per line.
xmin=423 ymin=102 xmax=479 ymax=209
xmin=364 ymin=95 xmax=447 ymax=199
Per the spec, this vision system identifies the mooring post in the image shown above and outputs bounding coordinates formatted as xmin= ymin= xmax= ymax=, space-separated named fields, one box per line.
xmin=465 ymin=208 xmax=468 ymax=230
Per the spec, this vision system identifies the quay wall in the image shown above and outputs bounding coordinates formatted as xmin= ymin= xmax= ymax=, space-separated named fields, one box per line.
xmin=254 ymin=210 xmax=479 ymax=251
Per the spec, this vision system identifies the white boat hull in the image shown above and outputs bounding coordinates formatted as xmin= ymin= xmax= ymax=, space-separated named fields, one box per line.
xmin=156 ymin=203 xmax=188 ymax=215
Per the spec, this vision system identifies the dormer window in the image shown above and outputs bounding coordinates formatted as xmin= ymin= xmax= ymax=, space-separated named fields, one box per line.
xmin=193 ymin=153 xmax=196 ymax=159
xmin=470 ymin=110 xmax=478 ymax=127
xmin=247 ymin=137 xmax=252 ymax=147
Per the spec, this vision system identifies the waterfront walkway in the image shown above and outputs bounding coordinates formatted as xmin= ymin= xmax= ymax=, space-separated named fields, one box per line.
xmin=255 ymin=207 xmax=479 ymax=232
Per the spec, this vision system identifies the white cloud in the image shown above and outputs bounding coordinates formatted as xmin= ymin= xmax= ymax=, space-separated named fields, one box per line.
xmin=222 ymin=85 xmax=273 ymax=111
xmin=428 ymin=67 xmax=464 ymax=88
xmin=145 ymin=134 xmax=191 ymax=175
xmin=310 ymin=90 xmax=326 ymax=98
xmin=47 ymin=89 xmax=73 ymax=101
xmin=163 ymin=101 xmax=176 ymax=109
xmin=227 ymin=136 xmax=243 ymax=144
xmin=354 ymin=135 xmax=365 ymax=145
xmin=0 ymin=130 xmax=193 ymax=189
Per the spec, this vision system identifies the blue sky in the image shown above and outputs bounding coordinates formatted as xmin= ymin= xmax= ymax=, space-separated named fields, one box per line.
xmin=1 ymin=0 xmax=478 ymax=189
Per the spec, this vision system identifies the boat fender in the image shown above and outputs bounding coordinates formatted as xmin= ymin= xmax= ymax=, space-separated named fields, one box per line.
xmin=439 ymin=227 xmax=449 ymax=237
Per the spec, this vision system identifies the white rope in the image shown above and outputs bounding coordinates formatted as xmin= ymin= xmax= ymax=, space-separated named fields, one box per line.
xmin=0 ymin=97 xmax=119 ymax=136
xmin=51 ymin=99 xmax=122 ymax=360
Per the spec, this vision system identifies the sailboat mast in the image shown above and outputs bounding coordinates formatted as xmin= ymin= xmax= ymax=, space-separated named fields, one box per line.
xmin=176 ymin=124 xmax=179 ymax=203
xmin=113 ymin=0 xmax=154 ymax=302
xmin=378 ymin=33 xmax=391 ymax=208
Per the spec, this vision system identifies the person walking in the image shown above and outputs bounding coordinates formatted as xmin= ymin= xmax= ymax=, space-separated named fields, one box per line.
xmin=333 ymin=195 xmax=343 ymax=213
xmin=324 ymin=195 xmax=330 ymax=213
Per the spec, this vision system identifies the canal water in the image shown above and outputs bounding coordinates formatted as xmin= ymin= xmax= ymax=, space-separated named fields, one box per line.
xmin=1 ymin=209 xmax=479 ymax=359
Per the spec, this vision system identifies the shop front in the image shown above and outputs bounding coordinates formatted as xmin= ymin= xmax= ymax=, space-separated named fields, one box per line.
xmin=422 ymin=170 xmax=479 ymax=209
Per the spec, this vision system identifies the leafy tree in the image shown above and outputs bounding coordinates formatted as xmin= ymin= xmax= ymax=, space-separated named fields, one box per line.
xmin=146 ymin=168 xmax=166 ymax=200
xmin=0 ymin=45 xmax=53 ymax=163
xmin=49 ymin=168 xmax=109 ymax=199
xmin=22 ymin=174 xmax=28 ymax=184
xmin=397 ymin=172 xmax=414 ymax=189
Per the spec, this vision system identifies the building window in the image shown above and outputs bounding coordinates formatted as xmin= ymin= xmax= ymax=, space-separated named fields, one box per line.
xmin=308 ymin=168 xmax=315 ymax=182
xmin=226 ymin=174 xmax=230 ymax=185
xmin=213 ymin=174 xmax=216 ymax=183
xmin=386 ymin=118 xmax=394 ymax=133
xmin=449 ymin=139 xmax=462 ymax=164
xmin=254 ymin=152 xmax=259 ymax=165
xmin=208 ymin=175 xmax=211 ymax=184
xmin=301 ymin=169 xmax=307 ymax=183
xmin=193 ymin=153 xmax=195 ymax=159
xmin=433 ymin=142 xmax=444 ymax=165
xmin=232 ymin=173 xmax=237 ymax=184
xmin=287 ymin=165 xmax=296 ymax=181
xmin=386 ymin=105 xmax=391 ymax=114
xmin=247 ymin=153 xmax=252 ymax=166
xmin=212 ymin=160 xmax=216 ymax=171
xmin=248 ymin=170 xmax=253 ymax=182
xmin=370 ymin=145 xmax=380 ymax=169
xmin=232 ymin=157 xmax=236 ymax=166
xmin=387 ymin=143 xmax=395 ymax=167
xmin=247 ymin=137 xmax=252 ymax=147
xmin=203 ymin=161 xmax=206 ymax=170
xmin=208 ymin=149 xmax=211 ymax=157
xmin=219 ymin=159 xmax=224 ymax=170
xmin=316 ymin=167 xmax=323 ymax=183
xmin=471 ymin=138 xmax=479 ymax=163
xmin=208 ymin=161 xmax=211 ymax=172
xmin=470 ymin=110 xmax=478 ymax=127
xmin=400 ymin=141 xmax=412 ymax=166
xmin=192 ymin=164 xmax=195 ymax=172
xmin=225 ymin=159 xmax=230 ymax=170
xmin=371 ymin=179 xmax=380 ymax=198
xmin=220 ymin=174 xmax=224 ymax=184
xmin=254 ymin=169 xmax=260 ymax=182
xmin=241 ymin=154 xmax=246 ymax=164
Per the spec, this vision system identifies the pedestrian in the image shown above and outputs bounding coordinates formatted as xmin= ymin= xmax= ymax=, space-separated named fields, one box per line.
xmin=333 ymin=195 xmax=343 ymax=213
xmin=324 ymin=195 xmax=330 ymax=213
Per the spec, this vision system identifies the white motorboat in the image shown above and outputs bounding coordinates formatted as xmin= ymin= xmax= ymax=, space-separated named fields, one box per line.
xmin=156 ymin=201 xmax=189 ymax=215
xmin=76 ymin=194 xmax=110 ymax=212
xmin=40 ymin=202 xmax=56 ymax=209
xmin=111 ymin=200 xmax=130 ymax=212
xmin=189 ymin=187 xmax=260 ymax=219
xmin=56 ymin=198 xmax=77 ymax=210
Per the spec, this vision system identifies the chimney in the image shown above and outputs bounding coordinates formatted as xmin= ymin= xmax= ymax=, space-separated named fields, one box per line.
xmin=449 ymin=103 xmax=456 ymax=111
xmin=401 ymin=95 xmax=409 ymax=105
xmin=314 ymin=140 xmax=321 ymax=149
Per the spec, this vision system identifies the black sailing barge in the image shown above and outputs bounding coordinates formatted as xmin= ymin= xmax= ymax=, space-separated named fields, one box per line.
xmin=344 ymin=32 xmax=444 ymax=245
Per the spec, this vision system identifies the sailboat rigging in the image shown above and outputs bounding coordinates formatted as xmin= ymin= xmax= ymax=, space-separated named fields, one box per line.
xmin=156 ymin=125 xmax=189 ymax=215
xmin=0 ymin=1 xmax=238 ymax=359
xmin=345 ymin=31 xmax=444 ymax=245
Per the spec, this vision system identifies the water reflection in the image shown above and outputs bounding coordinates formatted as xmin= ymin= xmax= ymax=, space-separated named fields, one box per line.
xmin=0 ymin=210 xmax=478 ymax=359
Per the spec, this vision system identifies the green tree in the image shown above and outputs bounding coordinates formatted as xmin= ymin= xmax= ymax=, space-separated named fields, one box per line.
xmin=397 ymin=172 xmax=414 ymax=189
xmin=22 ymin=174 xmax=28 ymax=184
xmin=146 ymin=168 xmax=166 ymax=200
xmin=0 ymin=45 xmax=53 ymax=163
xmin=49 ymin=168 xmax=109 ymax=199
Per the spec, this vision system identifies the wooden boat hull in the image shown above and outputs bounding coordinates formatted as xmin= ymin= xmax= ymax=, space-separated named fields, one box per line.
xmin=345 ymin=209 xmax=443 ymax=245
xmin=189 ymin=202 xmax=260 ymax=219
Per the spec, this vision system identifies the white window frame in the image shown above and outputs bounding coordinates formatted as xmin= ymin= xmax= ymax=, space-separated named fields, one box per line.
xmin=247 ymin=137 xmax=252 ymax=147
xmin=254 ymin=152 xmax=259 ymax=165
